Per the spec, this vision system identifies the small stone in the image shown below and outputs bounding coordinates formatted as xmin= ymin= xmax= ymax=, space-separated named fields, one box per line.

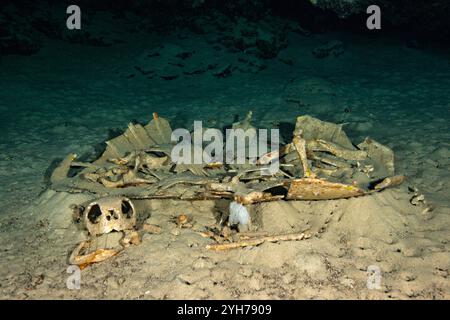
xmin=282 ymin=273 xmax=295 ymax=284
xmin=405 ymin=288 xmax=418 ymax=298
xmin=177 ymin=274 xmax=196 ymax=285
xmin=402 ymin=246 xmax=422 ymax=257
xmin=192 ymin=257 xmax=215 ymax=269
xmin=248 ymin=277 xmax=263 ymax=291
xmin=238 ymin=267 xmax=253 ymax=278
xmin=170 ymin=228 xmax=180 ymax=236
xmin=336 ymin=247 xmax=347 ymax=258
xmin=355 ymin=237 xmax=371 ymax=250
xmin=384 ymin=236 xmax=397 ymax=245
xmin=410 ymin=194 xmax=425 ymax=206
xmin=356 ymin=262 xmax=367 ymax=271
xmin=143 ymin=223 xmax=162 ymax=234
xmin=420 ymin=207 xmax=434 ymax=220
xmin=187 ymin=239 xmax=199 ymax=248
xmin=400 ymin=272 xmax=416 ymax=282
xmin=340 ymin=278 xmax=355 ymax=288
xmin=105 ymin=277 xmax=119 ymax=290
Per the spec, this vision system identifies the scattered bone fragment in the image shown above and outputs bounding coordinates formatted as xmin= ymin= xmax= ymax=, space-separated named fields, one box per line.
xmin=411 ymin=193 xmax=425 ymax=206
xmin=120 ymin=230 xmax=142 ymax=247
xmin=374 ymin=175 xmax=406 ymax=190
xmin=206 ymin=232 xmax=308 ymax=251
xmin=142 ymin=223 xmax=162 ymax=234
xmin=69 ymin=240 xmax=121 ymax=269
xmin=406 ymin=187 xmax=434 ymax=219
xmin=256 ymin=149 xmax=281 ymax=165
xmin=177 ymin=214 xmax=189 ymax=225
xmin=420 ymin=206 xmax=435 ymax=220
xmin=196 ymin=231 xmax=214 ymax=238
xmin=173 ymin=213 xmax=193 ymax=228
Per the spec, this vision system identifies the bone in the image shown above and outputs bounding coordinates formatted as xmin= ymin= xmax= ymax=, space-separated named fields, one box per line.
xmin=50 ymin=153 xmax=77 ymax=184
xmin=292 ymin=131 xmax=316 ymax=178
xmin=311 ymin=140 xmax=367 ymax=161
xmin=145 ymin=112 xmax=173 ymax=145
xmin=99 ymin=170 xmax=157 ymax=188
xmin=83 ymin=196 xmax=137 ymax=236
xmin=69 ymin=240 xmax=122 ymax=269
xmin=142 ymin=223 xmax=162 ymax=234
xmin=206 ymin=232 xmax=308 ymax=251
xmin=235 ymin=191 xmax=284 ymax=205
xmin=374 ymin=175 xmax=406 ymax=190
xmin=120 ymin=230 xmax=142 ymax=247
xmin=286 ymin=177 xmax=364 ymax=200
xmin=311 ymin=152 xmax=352 ymax=168
xmin=110 ymin=151 xmax=168 ymax=171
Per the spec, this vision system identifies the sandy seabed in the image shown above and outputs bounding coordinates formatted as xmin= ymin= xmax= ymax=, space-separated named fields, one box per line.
xmin=0 ymin=28 xmax=449 ymax=299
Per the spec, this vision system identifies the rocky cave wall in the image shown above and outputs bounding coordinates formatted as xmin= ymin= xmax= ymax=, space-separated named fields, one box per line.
xmin=1 ymin=0 xmax=449 ymax=56
xmin=307 ymin=0 xmax=450 ymax=35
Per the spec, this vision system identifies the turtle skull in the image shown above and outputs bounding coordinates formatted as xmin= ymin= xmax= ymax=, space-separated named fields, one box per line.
xmin=83 ymin=196 xmax=136 ymax=236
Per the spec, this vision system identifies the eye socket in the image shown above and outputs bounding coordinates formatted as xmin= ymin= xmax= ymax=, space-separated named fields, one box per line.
xmin=121 ymin=200 xmax=133 ymax=219
xmin=87 ymin=204 xmax=102 ymax=224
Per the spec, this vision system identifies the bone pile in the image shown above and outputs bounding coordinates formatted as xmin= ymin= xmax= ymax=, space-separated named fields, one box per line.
xmin=51 ymin=112 xmax=404 ymax=203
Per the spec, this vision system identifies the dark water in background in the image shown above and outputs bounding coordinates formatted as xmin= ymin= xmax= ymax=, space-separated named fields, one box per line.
xmin=0 ymin=1 xmax=449 ymax=210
